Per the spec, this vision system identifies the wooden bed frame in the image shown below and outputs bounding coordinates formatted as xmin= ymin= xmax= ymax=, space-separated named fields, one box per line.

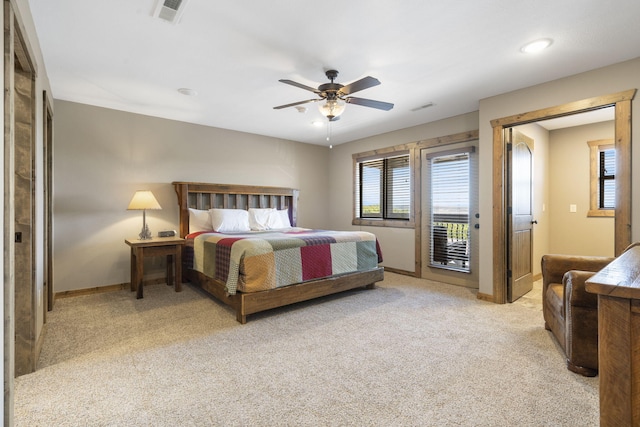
xmin=173 ymin=182 xmax=384 ymax=323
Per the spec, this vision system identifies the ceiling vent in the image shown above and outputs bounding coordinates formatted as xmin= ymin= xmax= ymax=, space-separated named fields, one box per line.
xmin=153 ymin=0 xmax=189 ymax=24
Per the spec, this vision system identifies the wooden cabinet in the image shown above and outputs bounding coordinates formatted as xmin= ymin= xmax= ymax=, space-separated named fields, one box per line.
xmin=585 ymin=244 xmax=640 ymax=426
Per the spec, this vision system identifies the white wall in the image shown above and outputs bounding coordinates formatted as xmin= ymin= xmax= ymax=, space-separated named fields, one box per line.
xmin=53 ymin=101 xmax=330 ymax=292
xmin=478 ymin=57 xmax=640 ymax=296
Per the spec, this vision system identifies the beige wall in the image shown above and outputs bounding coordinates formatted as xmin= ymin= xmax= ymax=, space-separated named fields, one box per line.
xmin=50 ymin=59 xmax=640 ymax=298
xmin=330 ymin=57 xmax=640 ymax=296
xmin=547 ymin=121 xmax=615 ymax=256
xmin=479 ymin=57 xmax=640 ymax=296
xmin=327 ymin=112 xmax=480 ymax=273
xmin=53 ymin=101 xmax=330 ymax=292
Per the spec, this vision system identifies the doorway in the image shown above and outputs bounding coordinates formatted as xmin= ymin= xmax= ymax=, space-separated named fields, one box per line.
xmin=4 ymin=1 xmax=39 ymax=377
xmin=491 ymin=89 xmax=635 ymax=303
xmin=420 ymin=139 xmax=479 ymax=288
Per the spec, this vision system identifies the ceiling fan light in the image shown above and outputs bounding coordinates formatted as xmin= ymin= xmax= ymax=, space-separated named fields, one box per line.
xmin=319 ymin=99 xmax=345 ymax=120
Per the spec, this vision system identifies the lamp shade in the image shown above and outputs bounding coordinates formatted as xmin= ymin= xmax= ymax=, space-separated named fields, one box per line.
xmin=318 ymin=99 xmax=345 ymax=120
xmin=127 ymin=190 xmax=162 ymax=210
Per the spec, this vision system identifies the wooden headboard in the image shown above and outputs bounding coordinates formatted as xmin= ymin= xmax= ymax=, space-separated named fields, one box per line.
xmin=173 ymin=182 xmax=299 ymax=237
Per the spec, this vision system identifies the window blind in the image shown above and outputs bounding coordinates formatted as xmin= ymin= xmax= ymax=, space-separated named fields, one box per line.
xmin=385 ymin=155 xmax=410 ymax=219
xmin=429 ymin=151 xmax=470 ymax=271
xmin=600 ymin=148 xmax=615 ymax=209
xmin=358 ymin=154 xmax=410 ymax=220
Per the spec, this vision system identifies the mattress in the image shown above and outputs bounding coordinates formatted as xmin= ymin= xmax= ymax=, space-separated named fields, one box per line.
xmin=185 ymin=228 xmax=382 ymax=294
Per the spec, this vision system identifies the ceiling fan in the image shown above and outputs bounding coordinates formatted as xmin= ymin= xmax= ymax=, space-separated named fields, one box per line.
xmin=273 ymin=70 xmax=394 ymax=121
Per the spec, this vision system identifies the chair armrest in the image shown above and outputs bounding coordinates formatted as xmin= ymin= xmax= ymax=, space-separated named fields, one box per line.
xmin=564 ymin=270 xmax=598 ymax=308
xmin=541 ymin=254 xmax=614 ymax=296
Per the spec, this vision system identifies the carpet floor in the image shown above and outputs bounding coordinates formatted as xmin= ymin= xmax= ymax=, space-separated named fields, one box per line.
xmin=14 ymin=272 xmax=598 ymax=426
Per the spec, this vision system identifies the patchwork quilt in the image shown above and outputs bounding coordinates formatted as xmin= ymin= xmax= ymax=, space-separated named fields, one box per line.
xmin=187 ymin=228 xmax=382 ymax=294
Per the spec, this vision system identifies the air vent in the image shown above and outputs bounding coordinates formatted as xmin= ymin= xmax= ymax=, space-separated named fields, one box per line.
xmin=153 ymin=0 xmax=189 ymax=24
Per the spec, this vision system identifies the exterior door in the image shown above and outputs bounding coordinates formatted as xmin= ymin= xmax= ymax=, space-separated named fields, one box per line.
xmin=507 ymin=129 xmax=534 ymax=302
xmin=421 ymin=141 xmax=479 ymax=288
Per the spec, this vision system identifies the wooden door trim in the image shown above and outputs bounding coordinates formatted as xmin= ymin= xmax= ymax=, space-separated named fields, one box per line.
xmin=43 ymin=91 xmax=53 ymax=313
xmin=3 ymin=1 xmax=17 ymax=422
xmin=414 ymin=130 xmax=479 ymax=279
xmin=491 ymin=89 xmax=636 ymax=304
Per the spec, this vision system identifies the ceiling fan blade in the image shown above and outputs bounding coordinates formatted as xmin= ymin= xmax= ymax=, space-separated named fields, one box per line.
xmin=346 ymin=97 xmax=394 ymax=111
xmin=273 ymin=99 xmax=319 ymax=110
xmin=279 ymin=79 xmax=321 ymax=93
xmin=339 ymin=76 xmax=381 ymax=95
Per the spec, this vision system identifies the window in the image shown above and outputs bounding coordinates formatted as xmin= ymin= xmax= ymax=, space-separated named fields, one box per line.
xmin=354 ymin=152 xmax=411 ymax=225
xmin=599 ymin=149 xmax=615 ymax=208
xmin=587 ymin=139 xmax=615 ymax=217
xmin=428 ymin=147 xmax=473 ymax=272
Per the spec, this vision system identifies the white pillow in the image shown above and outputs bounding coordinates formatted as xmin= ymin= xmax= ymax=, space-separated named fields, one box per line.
xmin=209 ymin=209 xmax=250 ymax=232
xmin=272 ymin=209 xmax=292 ymax=229
xmin=248 ymin=208 xmax=292 ymax=230
xmin=189 ymin=208 xmax=212 ymax=233
xmin=248 ymin=208 xmax=276 ymax=231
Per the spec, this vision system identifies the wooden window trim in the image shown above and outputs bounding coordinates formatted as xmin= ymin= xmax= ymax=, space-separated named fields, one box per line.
xmin=587 ymin=139 xmax=614 ymax=217
xmin=353 ymin=150 xmax=413 ymax=227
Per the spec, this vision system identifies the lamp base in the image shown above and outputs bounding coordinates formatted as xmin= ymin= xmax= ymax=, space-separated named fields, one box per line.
xmin=138 ymin=223 xmax=152 ymax=240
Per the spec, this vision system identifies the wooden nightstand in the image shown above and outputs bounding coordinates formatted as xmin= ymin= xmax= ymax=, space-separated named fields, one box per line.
xmin=125 ymin=236 xmax=186 ymax=299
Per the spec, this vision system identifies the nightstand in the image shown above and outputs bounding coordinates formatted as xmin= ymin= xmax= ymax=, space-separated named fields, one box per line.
xmin=125 ymin=236 xmax=186 ymax=299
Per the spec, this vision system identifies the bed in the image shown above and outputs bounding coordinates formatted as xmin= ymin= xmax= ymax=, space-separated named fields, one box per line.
xmin=173 ymin=182 xmax=384 ymax=323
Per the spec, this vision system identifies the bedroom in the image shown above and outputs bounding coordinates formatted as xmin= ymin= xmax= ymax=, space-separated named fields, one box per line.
xmin=4 ymin=0 xmax=640 ymax=424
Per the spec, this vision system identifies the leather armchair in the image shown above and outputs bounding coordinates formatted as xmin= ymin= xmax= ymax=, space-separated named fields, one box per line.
xmin=541 ymin=254 xmax=614 ymax=376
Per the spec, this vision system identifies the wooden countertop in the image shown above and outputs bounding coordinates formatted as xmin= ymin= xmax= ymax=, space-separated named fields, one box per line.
xmin=586 ymin=244 xmax=640 ymax=299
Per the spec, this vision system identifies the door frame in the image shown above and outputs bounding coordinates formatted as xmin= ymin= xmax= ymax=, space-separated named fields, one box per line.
xmin=420 ymin=141 xmax=479 ymax=287
xmin=413 ymin=130 xmax=479 ymax=281
xmin=43 ymin=91 xmax=53 ymax=314
xmin=491 ymin=89 xmax=636 ymax=303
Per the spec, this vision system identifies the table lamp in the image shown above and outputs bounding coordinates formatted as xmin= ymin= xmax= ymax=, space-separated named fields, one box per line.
xmin=127 ymin=190 xmax=162 ymax=240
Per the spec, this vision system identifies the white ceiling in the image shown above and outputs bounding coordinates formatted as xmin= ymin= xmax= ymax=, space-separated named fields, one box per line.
xmin=28 ymin=0 xmax=640 ymax=146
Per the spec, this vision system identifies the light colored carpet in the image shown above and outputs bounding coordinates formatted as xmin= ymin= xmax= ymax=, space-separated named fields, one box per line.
xmin=15 ymin=273 xmax=598 ymax=426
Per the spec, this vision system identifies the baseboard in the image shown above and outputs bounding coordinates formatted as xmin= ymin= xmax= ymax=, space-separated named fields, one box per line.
xmin=382 ymin=266 xmax=417 ymax=277
xmin=54 ymin=278 xmax=169 ymax=300
xmin=55 ymin=283 xmax=127 ymax=299
xmin=476 ymin=292 xmax=495 ymax=302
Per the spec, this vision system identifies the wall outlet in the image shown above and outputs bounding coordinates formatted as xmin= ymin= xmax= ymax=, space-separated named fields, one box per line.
xmin=569 ymin=204 xmax=577 ymax=213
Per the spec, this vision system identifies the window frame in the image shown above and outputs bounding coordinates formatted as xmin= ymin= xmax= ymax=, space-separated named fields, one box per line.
xmin=587 ymin=139 xmax=615 ymax=217
xmin=353 ymin=149 xmax=414 ymax=228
